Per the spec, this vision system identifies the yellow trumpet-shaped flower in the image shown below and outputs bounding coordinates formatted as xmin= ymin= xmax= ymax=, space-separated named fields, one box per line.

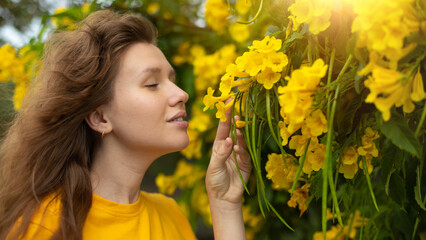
xmin=229 ymin=23 xmax=251 ymax=43
xmin=205 ymin=0 xmax=230 ymax=34
xmin=357 ymin=127 xmax=379 ymax=157
xmin=248 ymin=35 xmax=282 ymax=53
xmin=235 ymin=51 xmax=266 ymax=76
xmin=235 ymin=120 xmax=246 ymax=128
xmin=411 ymin=68 xmax=426 ymax=102
xmin=305 ymin=143 xmax=326 ymax=172
xmin=279 ymin=59 xmax=327 ymax=129
xmin=203 ymin=87 xmax=230 ymax=111
xmin=288 ymin=0 xmax=334 ymax=35
xmin=264 ymin=51 xmax=289 ymax=73
xmin=156 ymin=173 xmax=177 ymax=195
xmin=287 ymin=183 xmax=311 ymax=217
xmin=265 ymin=153 xmax=300 ymax=190
xmin=215 ymin=99 xmax=235 ymax=122
xmin=235 ymin=0 xmax=251 ymax=15
xmin=338 ymin=146 xmax=359 ymax=179
xmin=365 ymin=66 xmax=416 ymax=121
xmin=302 ymin=109 xmax=328 ymax=137
xmin=256 ymin=67 xmax=281 ymax=90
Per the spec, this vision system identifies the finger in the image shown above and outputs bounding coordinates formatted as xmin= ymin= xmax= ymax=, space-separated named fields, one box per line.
xmin=234 ymin=145 xmax=252 ymax=176
xmin=235 ymin=128 xmax=248 ymax=150
xmin=215 ymin=98 xmax=233 ymax=141
xmin=211 ymin=137 xmax=233 ymax=166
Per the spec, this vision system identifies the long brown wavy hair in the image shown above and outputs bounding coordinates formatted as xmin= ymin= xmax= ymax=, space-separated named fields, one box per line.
xmin=0 ymin=10 xmax=157 ymax=239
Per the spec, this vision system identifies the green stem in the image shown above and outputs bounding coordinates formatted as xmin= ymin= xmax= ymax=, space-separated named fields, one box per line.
xmin=290 ymin=139 xmax=311 ymax=195
xmin=308 ymin=39 xmax=312 ymax=66
xmin=322 ymin=83 xmax=340 ymax=238
xmin=415 ymin=100 xmax=426 ymax=137
xmin=266 ymin=90 xmax=288 ymax=167
xmin=361 ymin=155 xmax=379 ymax=211
xmin=326 ymin=48 xmax=336 ymax=119
xmin=266 ymin=90 xmax=281 ymax=148
xmin=236 ymin=0 xmax=263 ymax=24
xmin=328 ymin=156 xmax=343 ymax=226
xmin=412 ymin=217 xmax=420 ymax=240
xmin=231 ymin=96 xmax=250 ymax=194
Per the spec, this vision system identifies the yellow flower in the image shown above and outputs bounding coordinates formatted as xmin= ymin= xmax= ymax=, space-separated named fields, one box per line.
xmin=411 ymin=68 xmax=426 ymax=102
xmin=302 ymin=109 xmax=328 ymax=137
xmin=194 ymin=45 xmax=237 ymax=94
xmin=81 ymin=2 xmax=91 ymax=14
xmin=351 ymin=0 xmax=419 ymax=62
xmin=287 ymin=183 xmax=311 ymax=217
xmin=306 ymin=143 xmax=326 ymax=172
xmin=13 ymin=82 xmax=30 ymax=110
xmin=174 ymin=160 xmax=205 ymax=189
xmin=256 ymin=67 xmax=281 ymax=90
xmin=51 ymin=7 xmax=75 ymax=29
xmin=235 ymin=51 xmax=266 ymax=76
xmin=289 ymin=135 xmax=311 ymax=157
xmin=288 ymin=0 xmax=334 ymax=35
xmin=264 ymin=51 xmax=289 ymax=73
xmin=191 ymin=183 xmax=212 ymax=225
xmin=155 ymin=173 xmax=177 ymax=195
xmin=265 ymin=153 xmax=300 ymax=190
xmin=205 ymin=0 xmax=230 ymax=34
xmin=339 ymin=162 xmax=358 ymax=179
xmin=189 ymin=44 xmax=206 ymax=60
xmin=181 ymin=129 xmax=203 ymax=159
xmin=229 ymin=23 xmax=250 ymax=43
xmin=215 ymin=99 xmax=235 ymax=122
xmin=203 ymin=87 xmax=229 ymax=111
xmin=248 ymin=35 xmax=282 ymax=53
xmin=236 ymin=120 xmax=246 ymax=128
xmin=172 ymin=41 xmax=191 ymax=66
xmin=278 ymin=59 xmax=328 ymax=129
xmin=147 ymin=3 xmax=160 ymax=15
xmin=359 ymin=154 xmax=373 ymax=174
xmin=0 ymin=44 xmax=26 ymax=83
xmin=226 ymin=63 xmax=250 ymax=78
xmin=219 ymin=73 xmax=251 ymax=96
xmin=278 ymin=121 xmax=292 ymax=146
xmin=235 ymin=0 xmax=251 ymax=15
xmin=357 ymin=127 xmax=379 ymax=157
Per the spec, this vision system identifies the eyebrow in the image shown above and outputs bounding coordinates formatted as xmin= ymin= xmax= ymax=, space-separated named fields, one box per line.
xmin=140 ymin=67 xmax=176 ymax=82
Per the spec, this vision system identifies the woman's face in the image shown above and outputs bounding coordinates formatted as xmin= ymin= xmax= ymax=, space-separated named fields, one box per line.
xmin=103 ymin=42 xmax=189 ymax=155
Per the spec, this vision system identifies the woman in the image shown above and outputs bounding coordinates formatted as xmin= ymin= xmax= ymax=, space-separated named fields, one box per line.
xmin=0 ymin=10 xmax=251 ymax=239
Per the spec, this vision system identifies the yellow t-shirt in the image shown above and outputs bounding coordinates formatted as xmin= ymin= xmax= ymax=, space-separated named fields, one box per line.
xmin=18 ymin=191 xmax=196 ymax=240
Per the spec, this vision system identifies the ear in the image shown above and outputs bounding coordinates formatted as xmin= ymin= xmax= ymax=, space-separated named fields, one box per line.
xmin=85 ymin=108 xmax=112 ymax=135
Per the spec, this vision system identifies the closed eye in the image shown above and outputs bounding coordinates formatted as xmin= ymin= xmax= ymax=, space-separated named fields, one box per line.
xmin=145 ymin=83 xmax=159 ymax=88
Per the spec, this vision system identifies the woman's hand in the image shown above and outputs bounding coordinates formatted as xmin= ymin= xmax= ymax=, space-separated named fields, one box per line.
xmin=206 ymin=105 xmax=252 ymax=207
xmin=205 ymin=105 xmax=252 ymax=240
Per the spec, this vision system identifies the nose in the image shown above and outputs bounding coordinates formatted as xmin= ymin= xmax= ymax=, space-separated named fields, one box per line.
xmin=169 ymin=82 xmax=189 ymax=106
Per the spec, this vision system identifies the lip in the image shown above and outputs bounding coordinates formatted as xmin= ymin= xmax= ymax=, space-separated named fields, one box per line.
xmin=167 ymin=111 xmax=187 ymax=122
xmin=167 ymin=111 xmax=188 ymax=128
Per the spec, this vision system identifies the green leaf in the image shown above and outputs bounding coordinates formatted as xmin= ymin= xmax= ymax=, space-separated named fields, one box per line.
xmin=379 ymin=112 xmax=422 ymax=158
xmin=284 ymin=31 xmax=304 ymax=44
xmin=310 ymin=171 xmax=323 ymax=200
xmin=414 ymin=162 xmax=426 ymax=210
xmin=389 ymin=172 xmax=406 ymax=206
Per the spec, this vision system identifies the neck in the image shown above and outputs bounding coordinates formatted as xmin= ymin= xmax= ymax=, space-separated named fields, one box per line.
xmin=90 ymin=140 xmax=159 ymax=204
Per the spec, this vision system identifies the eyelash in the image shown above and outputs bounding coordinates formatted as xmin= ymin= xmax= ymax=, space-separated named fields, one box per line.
xmin=145 ymin=83 xmax=159 ymax=88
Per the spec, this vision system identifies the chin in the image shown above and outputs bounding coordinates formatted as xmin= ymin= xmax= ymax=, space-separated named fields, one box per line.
xmin=166 ymin=136 xmax=189 ymax=153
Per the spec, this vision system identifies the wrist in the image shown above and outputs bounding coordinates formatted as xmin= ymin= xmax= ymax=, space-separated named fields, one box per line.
xmin=208 ymin=196 xmax=243 ymax=213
